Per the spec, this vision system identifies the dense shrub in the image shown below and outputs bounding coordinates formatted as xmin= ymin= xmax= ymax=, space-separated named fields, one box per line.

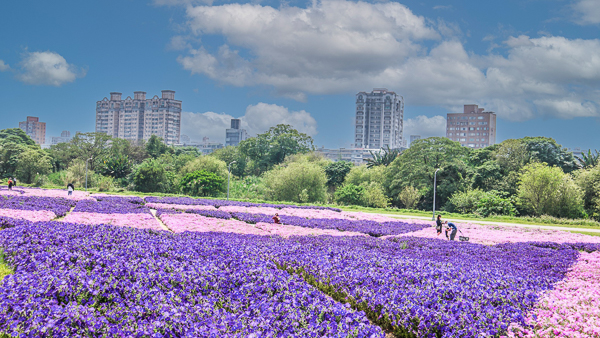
xmin=518 ymin=162 xmax=585 ymax=219
xmin=131 ymin=159 xmax=176 ymax=193
xmin=263 ymin=162 xmax=327 ymax=203
xmin=335 ymin=184 xmax=365 ymax=206
xmin=180 ymin=170 xmax=225 ymax=197
xmin=398 ymin=186 xmax=422 ymax=209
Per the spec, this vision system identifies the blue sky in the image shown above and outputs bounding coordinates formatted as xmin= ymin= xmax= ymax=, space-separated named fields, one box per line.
xmin=1 ymin=0 xmax=599 ymax=150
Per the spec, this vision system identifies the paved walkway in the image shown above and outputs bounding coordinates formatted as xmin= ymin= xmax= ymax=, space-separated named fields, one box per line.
xmin=374 ymin=213 xmax=600 ymax=234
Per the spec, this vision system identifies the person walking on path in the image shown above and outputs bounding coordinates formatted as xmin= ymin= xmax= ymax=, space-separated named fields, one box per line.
xmin=7 ymin=178 xmax=13 ymax=191
xmin=435 ymin=215 xmax=443 ymax=236
xmin=445 ymin=221 xmax=458 ymax=241
xmin=272 ymin=213 xmax=281 ymax=224
xmin=67 ymin=183 xmax=75 ymax=196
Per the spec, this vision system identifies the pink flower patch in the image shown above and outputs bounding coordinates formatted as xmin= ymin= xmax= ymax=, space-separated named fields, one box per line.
xmin=0 ymin=208 xmax=57 ymax=222
xmin=159 ymin=213 xmax=366 ymax=238
xmin=506 ymin=251 xmax=600 ymax=337
xmin=394 ymin=221 xmax=600 ymax=245
xmin=63 ymin=212 xmax=164 ymax=231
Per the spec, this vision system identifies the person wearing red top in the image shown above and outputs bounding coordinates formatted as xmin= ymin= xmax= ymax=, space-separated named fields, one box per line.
xmin=272 ymin=213 xmax=280 ymax=224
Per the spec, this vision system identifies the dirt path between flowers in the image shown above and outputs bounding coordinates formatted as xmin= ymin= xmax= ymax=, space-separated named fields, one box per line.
xmin=149 ymin=209 xmax=172 ymax=232
xmin=372 ymin=213 xmax=600 ymax=234
xmin=53 ymin=206 xmax=75 ymax=222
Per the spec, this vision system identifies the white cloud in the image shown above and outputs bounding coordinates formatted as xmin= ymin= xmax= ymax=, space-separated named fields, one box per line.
xmin=403 ymin=115 xmax=447 ymax=139
xmin=17 ymin=51 xmax=85 ymax=86
xmin=0 ymin=60 xmax=9 ymax=72
xmin=169 ymin=0 xmax=600 ymax=122
xmin=572 ymin=0 xmax=600 ymax=25
xmin=181 ymin=103 xmax=317 ymax=143
xmin=178 ymin=0 xmax=438 ymax=93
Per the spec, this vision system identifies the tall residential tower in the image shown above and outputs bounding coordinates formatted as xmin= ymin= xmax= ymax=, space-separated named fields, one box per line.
xmin=355 ymin=88 xmax=404 ymax=149
xmin=95 ymin=90 xmax=182 ymax=145
xmin=19 ymin=116 xmax=46 ymax=145
xmin=446 ymin=104 xmax=497 ymax=149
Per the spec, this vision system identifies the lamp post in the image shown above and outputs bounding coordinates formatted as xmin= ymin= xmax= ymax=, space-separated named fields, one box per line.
xmin=227 ymin=161 xmax=236 ymax=200
xmin=85 ymin=157 xmax=93 ymax=192
xmin=432 ymin=168 xmax=440 ymax=221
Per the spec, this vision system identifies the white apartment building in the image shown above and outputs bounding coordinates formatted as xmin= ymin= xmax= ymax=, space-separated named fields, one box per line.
xmin=446 ymin=104 xmax=497 ymax=149
xmin=355 ymin=88 xmax=403 ymax=150
xmin=95 ymin=90 xmax=182 ymax=145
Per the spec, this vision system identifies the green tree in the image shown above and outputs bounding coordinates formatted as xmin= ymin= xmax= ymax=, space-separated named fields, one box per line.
xmin=325 ymin=161 xmax=353 ymax=188
xmin=146 ymin=135 xmax=171 ymax=159
xmin=131 ymin=158 xmax=175 ymax=193
xmin=398 ymin=186 xmax=422 ymax=209
xmin=263 ymin=161 xmax=327 ymax=203
xmin=366 ymin=145 xmax=401 ymax=168
xmin=517 ymin=162 xmax=584 ymax=218
xmin=15 ymin=149 xmax=53 ymax=184
xmin=360 ymin=182 xmax=390 ymax=208
xmin=447 ymin=189 xmax=488 ymax=214
xmin=0 ymin=141 xmax=30 ymax=178
xmin=574 ymin=164 xmax=600 ymax=219
xmin=344 ymin=165 xmax=386 ymax=187
xmin=495 ymin=139 xmax=530 ymax=172
xmin=239 ymin=124 xmax=314 ymax=175
xmin=334 ymin=184 xmax=365 ymax=206
xmin=69 ymin=132 xmax=113 ymax=170
xmin=180 ymin=156 xmax=228 ymax=179
xmin=99 ymin=154 xmax=131 ymax=179
xmin=386 ymin=137 xmax=470 ymax=209
xmin=577 ymin=149 xmax=599 ymax=169
xmin=0 ymin=128 xmax=36 ymax=146
xmin=522 ymin=137 xmax=578 ymax=173
xmin=180 ymin=170 xmax=225 ymax=197
xmin=211 ymin=146 xmax=247 ymax=177
xmin=476 ymin=191 xmax=517 ymax=217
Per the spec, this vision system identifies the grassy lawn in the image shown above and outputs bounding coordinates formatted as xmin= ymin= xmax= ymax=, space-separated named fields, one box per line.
xmin=568 ymin=231 xmax=600 ymax=237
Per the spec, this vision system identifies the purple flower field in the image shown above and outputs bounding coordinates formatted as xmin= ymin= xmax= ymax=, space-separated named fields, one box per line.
xmin=0 ymin=189 xmax=599 ymax=337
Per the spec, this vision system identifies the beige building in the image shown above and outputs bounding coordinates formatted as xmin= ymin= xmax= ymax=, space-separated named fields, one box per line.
xmin=19 ymin=116 xmax=46 ymax=145
xmin=446 ymin=104 xmax=496 ymax=149
xmin=95 ymin=90 xmax=182 ymax=145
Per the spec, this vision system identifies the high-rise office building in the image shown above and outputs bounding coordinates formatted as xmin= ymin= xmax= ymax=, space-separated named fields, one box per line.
xmin=354 ymin=88 xmax=403 ymax=149
xmin=446 ymin=104 xmax=497 ymax=149
xmin=225 ymin=118 xmax=248 ymax=146
xmin=19 ymin=116 xmax=46 ymax=145
xmin=409 ymin=135 xmax=421 ymax=147
xmin=95 ymin=90 xmax=182 ymax=145
xmin=51 ymin=130 xmax=72 ymax=145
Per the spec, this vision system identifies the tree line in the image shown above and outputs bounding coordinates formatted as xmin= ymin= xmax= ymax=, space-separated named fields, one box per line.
xmin=1 ymin=126 xmax=598 ymax=221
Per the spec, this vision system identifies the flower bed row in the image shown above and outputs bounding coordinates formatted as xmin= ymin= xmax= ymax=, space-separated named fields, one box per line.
xmin=0 ymin=220 xmax=383 ymax=337
xmin=157 ymin=207 xmax=429 ymax=237
xmin=73 ymin=199 xmax=150 ymax=214
xmin=0 ymin=187 xmax=91 ymax=200
xmin=0 ymin=195 xmax=75 ymax=217
xmin=145 ymin=196 xmax=342 ymax=212
xmin=91 ymin=195 xmax=145 ymax=204
xmin=157 ymin=211 xmax=366 ymax=238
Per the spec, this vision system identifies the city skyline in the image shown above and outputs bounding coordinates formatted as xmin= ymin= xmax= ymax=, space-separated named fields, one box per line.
xmin=1 ymin=0 xmax=599 ymax=150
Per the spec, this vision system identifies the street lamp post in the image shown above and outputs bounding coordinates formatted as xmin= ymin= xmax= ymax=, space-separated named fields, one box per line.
xmin=85 ymin=157 xmax=93 ymax=192
xmin=227 ymin=161 xmax=236 ymax=200
xmin=432 ymin=168 xmax=440 ymax=221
